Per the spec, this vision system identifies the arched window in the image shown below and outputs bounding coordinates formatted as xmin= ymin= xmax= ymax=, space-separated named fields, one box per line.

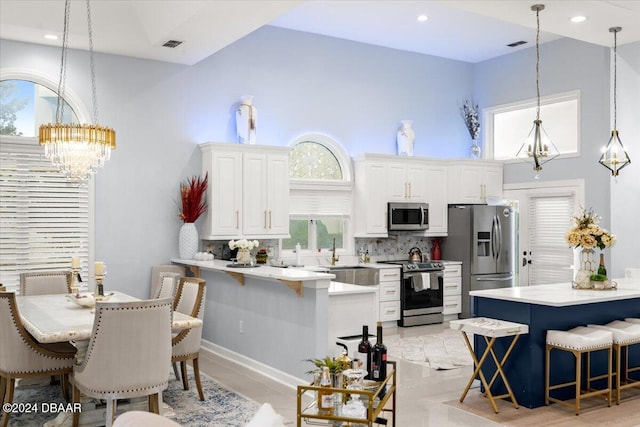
xmin=283 ymin=134 xmax=353 ymax=256
xmin=0 ymin=69 xmax=93 ymax=291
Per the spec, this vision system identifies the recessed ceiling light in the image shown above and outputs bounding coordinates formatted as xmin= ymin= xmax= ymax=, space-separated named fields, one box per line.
xmin=44 ymin=34 xmax=59 ymax=40
xmin=417 ymin=14 xmax=429 ymax=22
xmin=570 ymin=15 xmax=587 ymax=23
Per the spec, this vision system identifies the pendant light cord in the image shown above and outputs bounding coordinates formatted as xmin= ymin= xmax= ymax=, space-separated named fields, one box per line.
xmin=613 ymin=29 xmax=617 ymax=130
xmin=55 ymin=0 xmax=71 ymax=124
xmin=535 ymin=7 xmax=541 ymax=122
xmin=86 ymin=0 xmax=99 ymax=125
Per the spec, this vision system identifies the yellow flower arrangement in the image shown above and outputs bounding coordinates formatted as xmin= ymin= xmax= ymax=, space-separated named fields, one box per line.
xmin=565 ymin=208 xmax=616 ymax=250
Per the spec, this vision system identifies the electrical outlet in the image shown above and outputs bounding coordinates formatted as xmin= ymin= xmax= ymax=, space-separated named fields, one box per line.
xmin=239 ymin=320 xmax=244 ymax=334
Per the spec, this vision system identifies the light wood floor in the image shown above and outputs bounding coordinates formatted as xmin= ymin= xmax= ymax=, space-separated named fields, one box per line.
xmin=197 ymin=323 xmax=640 ymax=426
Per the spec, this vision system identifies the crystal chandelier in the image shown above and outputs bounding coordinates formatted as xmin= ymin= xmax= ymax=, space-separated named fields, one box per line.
xmin=38 ymin=0 xmax=115 ymax=184
xmin=599 ymin=27 xmax=631 ymax=177
xmin=515 ymin=4 xmax=559 ymax=179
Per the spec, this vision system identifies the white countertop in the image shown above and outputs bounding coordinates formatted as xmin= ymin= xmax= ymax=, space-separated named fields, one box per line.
xmin=470 ymin=278 xmax=640 ymax=307
xmin=328 ymin=281 xmax=378 ymax=296
xmin=171 ymin=258 xmax=334 ymax=287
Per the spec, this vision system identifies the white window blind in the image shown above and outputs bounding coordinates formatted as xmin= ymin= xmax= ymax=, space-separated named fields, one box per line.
xmin=528 ymin=194 xmax=575 ymax=286
xmin=0 ymin=140 xmax=90 ymax=292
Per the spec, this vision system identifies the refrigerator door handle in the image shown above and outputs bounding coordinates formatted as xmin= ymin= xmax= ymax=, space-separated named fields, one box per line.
xmin=476 ymin=276 xmax=514 ymax=281
xmin=497 ymin=215 xmax=503 ymax=261
xmin=491 ymin=216 xmax=498 ymax=260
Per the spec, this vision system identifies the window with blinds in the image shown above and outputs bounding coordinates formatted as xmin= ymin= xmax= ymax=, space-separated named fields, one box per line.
xmin=0 ymin=139 xmax=90 ymax=292
xmin=528 ymin=194 xmax=575 ymax=286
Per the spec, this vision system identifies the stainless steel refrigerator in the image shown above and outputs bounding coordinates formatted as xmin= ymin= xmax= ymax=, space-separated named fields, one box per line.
xmin=442 ymin=205 xmax=516 ymax=318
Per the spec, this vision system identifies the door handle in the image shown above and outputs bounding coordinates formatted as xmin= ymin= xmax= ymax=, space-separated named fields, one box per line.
xmin=476 ymin=276 xmax=513 ymax=282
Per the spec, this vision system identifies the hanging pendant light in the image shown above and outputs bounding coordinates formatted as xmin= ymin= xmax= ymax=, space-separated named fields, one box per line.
xmin=38 ymin=0 xmax=116 ymax=184
xmin=516 ymin=4 xmax=559 ymax=179
xmin=599 ymin=27 xmax=631 ymax=177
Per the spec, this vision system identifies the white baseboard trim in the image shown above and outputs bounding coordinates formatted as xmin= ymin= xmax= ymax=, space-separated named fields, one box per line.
xmin=200 ymin=339 xmax=306 ymax=390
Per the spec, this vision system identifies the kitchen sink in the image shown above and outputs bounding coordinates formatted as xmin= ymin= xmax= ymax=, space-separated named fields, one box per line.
xmin=328 ymin=266 xmax=378 ymax=285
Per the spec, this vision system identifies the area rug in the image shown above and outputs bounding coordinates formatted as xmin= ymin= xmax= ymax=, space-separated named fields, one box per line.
xmin=385 ymin=328 xmax=472 ymax=370
xmin=6 ymin=369 xmax=260 ymax=427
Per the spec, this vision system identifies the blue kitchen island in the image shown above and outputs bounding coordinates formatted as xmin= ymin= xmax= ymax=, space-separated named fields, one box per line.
xmin=470 ymin=278 xmax=640 ymax=408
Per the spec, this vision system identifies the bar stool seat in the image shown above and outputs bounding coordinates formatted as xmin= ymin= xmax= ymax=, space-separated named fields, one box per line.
xmin=545 ymin=326 xmax=613 ymax=414
xmin=589 ymin=320 xmax=640 ymax=404
xmin=450 ymin=317 xmax=529 ymax=414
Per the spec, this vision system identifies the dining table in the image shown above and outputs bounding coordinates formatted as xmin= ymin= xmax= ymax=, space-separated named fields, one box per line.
xmin=15 ymin=291 xmax=203 ymax=427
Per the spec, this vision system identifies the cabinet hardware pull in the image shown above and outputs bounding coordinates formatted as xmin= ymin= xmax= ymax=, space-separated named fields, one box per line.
xmin=408 ymin=182 xmax=412 ymax=198
xmin=445 ymin=285 xmax=457 ymax=288
xmin=269 ymin=211 xmax=272 ymax=229
xmin=264 ymin=210 xmax=268 ymax=228
xmin=236 ymin=211 xmax=239 ymax=229
xmin=386 ymin=309 xmax=395 ymax=314
xmin=405 ymin=182 xmax=408 ymax=198
xmin=445 ymin=304 xmax=457 ymax=307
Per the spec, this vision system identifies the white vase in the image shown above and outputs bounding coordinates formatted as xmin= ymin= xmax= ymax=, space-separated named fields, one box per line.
xmin=396 ymin=120 xmax=415 ymax=156
xmin=179 ymin=223 xmax=199 ymax=260
xmin=470 ymin=139 xmax=481 ymax=159
xmin=236 ymin=248 xmax=252 ymax=265
xmin=236 ymin=95 xmax=257 ymax=144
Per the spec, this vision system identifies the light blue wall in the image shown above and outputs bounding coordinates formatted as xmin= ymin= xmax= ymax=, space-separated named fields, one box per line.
xmin=0 ymin=26 xmax=473 ymax=297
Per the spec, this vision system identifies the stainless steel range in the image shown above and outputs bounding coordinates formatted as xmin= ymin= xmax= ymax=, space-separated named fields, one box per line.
xmin=381 ymin=260 xmax=444 ymax=327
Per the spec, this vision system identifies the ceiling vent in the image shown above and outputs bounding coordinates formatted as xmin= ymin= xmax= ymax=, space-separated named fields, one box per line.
xmin=162 ymin=40 xmax=183 ymax=48
xmin=507 ymin=40 xmax=527 ymax=47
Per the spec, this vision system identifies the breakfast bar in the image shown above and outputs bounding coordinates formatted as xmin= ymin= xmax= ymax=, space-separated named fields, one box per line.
xmin=470 ymin=278 xmax=640 ymax=408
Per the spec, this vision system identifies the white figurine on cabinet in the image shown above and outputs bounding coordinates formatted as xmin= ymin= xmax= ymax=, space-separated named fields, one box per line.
xmin=236 ymin=95 xmax=257 ymax=144
xmin=396 ymin=120 xmax=415 ymax=156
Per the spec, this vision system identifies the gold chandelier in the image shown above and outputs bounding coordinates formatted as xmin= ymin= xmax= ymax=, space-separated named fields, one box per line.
xmin=599 ymin=27 xmax=631 ymax=177
xmin=38 ymin=0 xmax=115 ymax=184
xmin=515 ymin=4 xmax=559 ymax=179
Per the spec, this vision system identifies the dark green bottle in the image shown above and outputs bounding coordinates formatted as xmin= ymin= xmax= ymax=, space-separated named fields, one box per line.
xmin=597 ymin=254 xmax=607 ymax=277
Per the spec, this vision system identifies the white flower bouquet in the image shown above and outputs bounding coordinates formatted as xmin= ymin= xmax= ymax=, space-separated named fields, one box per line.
xmin=565 ymin=208 xmax=615 ymax=250
xmin=228 ymin=239 xmax=260 ymax=250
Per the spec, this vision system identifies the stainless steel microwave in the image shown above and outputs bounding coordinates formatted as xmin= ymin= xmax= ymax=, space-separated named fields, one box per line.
xmin=388 ymin=202 xmax=429 ymax=231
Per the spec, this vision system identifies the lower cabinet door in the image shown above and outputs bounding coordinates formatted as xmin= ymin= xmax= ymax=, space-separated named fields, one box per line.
xmin=379 ymin=300 xmax=401 ymax=322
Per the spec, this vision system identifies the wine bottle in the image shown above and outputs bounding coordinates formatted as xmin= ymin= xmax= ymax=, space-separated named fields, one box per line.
xmin=371 ymin=322 xmax=387 ymax=382
xmin=317 ymin=366 xmax=333 ymax=414
xmin=357 ymin=325 xmax=372 ymax=379
xmin=597 ymin=254 xmax=607 ymax=277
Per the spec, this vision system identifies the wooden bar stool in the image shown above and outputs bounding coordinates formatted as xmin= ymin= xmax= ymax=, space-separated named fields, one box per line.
xmin=588 ymin=320 xmax=640 ymax=404
xmin=450 ymin=317 xmax=529 ymax=414
xmin=546 ymin=326 xmax=613 ymax=414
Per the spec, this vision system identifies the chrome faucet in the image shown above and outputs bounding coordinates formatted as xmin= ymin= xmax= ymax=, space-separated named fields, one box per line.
xmin=331 ymin=238 xmax=340 ymax=266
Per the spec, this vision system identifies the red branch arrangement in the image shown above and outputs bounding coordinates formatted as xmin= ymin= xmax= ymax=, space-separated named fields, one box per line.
xmin=179 ymin=173 xmax=208 ymax=223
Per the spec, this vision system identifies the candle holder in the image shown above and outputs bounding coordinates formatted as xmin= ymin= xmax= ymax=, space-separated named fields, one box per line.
xmin=71 ymin=266 xmax=81 ymax=295
xmin=94 ymin=273 xmax=106 ymax=300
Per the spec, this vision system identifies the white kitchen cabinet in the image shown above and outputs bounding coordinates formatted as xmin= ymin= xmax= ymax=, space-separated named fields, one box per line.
xmin=423 ymin=163 xmax=448 ymax=235
xmin=377 ymin=266 xmax=401 ymax=323
xmin=200 ymin=143 xmax=290 ymax=239
xmin=447 ymin=161 xmax=503 ymax=204
xmin=442 ymin=261 xmax=462 ymax=318
xmin=353 ymin=157 xmax=389 ymax=237
xmin=388 ymin=161 xmax=425 ymax=202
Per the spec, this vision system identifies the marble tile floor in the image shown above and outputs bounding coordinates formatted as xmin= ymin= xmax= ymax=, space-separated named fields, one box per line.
xmin=197 ymin=322 xmax=640 ymax=426
xmin=197 ymin=322 xmax=500 ymax=426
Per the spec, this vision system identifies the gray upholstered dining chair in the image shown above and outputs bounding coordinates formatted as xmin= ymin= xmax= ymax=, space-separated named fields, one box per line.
xmin=150 ymin=264 xmax=185 ymax=299
xmin=1 ymin=292 xmax=77 ymax=427
xmin=20 ymin=270 xmax=72 ymax=295
xmin=172 ymin=277 xmax=206 ymax=401
xmin=72 ymin=298 xmax=173 ymax=427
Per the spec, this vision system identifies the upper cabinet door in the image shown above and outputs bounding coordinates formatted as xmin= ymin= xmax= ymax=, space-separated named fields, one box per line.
xmin=242 ymin=153 xmax=269 ymax=235
xmin=424 ymin=165 xmax=448 ymax=235
xmin=388 ymin=164 xmax=408 ymax=201
xmin=203 ymin=150 xmax=242 ymax=238
xmin=265 ymin=154 xmax=290 ymax=236
xmin=406 ymin=165 xmax=426 ymax=201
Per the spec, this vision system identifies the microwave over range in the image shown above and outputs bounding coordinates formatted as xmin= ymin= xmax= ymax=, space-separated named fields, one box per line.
xmin=388 ymin=202 xmax=429 ymax=231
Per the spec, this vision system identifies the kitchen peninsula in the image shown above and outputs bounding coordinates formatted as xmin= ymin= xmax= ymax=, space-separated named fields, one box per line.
xmin=470 ymin=278 xmax=640 ymax=408
xmin=171 ymin=259 xmax=376 ymax=384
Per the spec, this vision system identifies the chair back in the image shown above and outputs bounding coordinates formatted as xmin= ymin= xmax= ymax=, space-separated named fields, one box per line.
xmin=150 ymin=264 xmax=185 ymax=299
xmin=625 ymin=268 xmax=640 ymax=279
xmin=0 ymin=292 xmax=75 ymax=375
xmin=172 ymin=278 xmax=206 ymax=357
xmin=73 ymin=298 xmax=173 ymax=399
xmin=20 ymin=270 xmax=72 ymax=295
xmin=155 ymin=272 xmax=181 ymax=299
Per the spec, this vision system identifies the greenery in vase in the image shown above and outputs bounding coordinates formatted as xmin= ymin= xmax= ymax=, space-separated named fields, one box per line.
xmin=179 ymin=173 xmax=208 ymax=223
xmin=565 ymin=207 xmax=615 ymax=250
